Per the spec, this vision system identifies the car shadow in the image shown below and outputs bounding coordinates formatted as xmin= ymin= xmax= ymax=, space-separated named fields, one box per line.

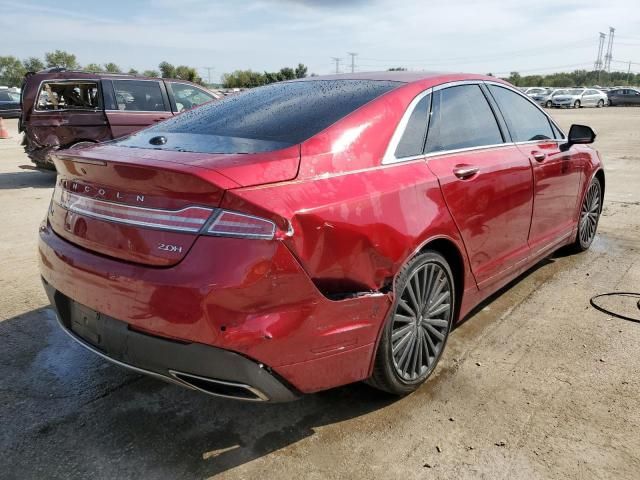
xmin=0 ymin=307 xmax=399 ymax=478
xmin=0 ymin=167 xmax=56 ymax=190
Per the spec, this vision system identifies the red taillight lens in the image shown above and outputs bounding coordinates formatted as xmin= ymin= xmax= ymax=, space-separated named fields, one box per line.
xmin=52 ymin=186 xmax=213 ymax=233
xmin=206 ymin=210 xmax=276 ymax=240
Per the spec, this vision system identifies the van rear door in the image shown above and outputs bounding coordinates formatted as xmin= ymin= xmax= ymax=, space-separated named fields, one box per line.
xmin=102 ymin=79 xmax=173 ymax=138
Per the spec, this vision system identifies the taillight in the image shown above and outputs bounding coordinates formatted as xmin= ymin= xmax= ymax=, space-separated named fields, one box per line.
xmin=206 ymin=210 xmax=276 ymax=240
xmin=51 ymin=184 xmax=276 ymax=239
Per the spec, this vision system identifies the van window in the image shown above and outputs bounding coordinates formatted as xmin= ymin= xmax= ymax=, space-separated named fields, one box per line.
xmin=112 ymin=80 xmax=167 ymax=112
xmin=36 ymin=81 xmax=100 ymax=111
xmin=168 ymin=83 xmax=215 ymax=112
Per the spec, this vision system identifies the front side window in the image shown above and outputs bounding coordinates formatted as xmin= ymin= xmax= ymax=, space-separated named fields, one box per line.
xmin=169 ymin=83 xmax=215 ymax=112
xmin=488 ymin=85 xmax=554 ymax=142
xmin=36 ymin=81 xmax=100 ymax=111
xmin=112 ymin=80 xmax=166 ymax=112
xmin=425 ymin=85 xmax=503 ymax=153
xmin=394 ymin=93 xmax=430 ymax=158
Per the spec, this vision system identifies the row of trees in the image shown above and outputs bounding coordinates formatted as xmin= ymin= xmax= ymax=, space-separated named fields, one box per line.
xmin=505 ymin=70 xmax=640 ymax=87
xmin=0 ymin=50 xmax=203 ymax=87
xmin=221 ymin=64 xmax=309 ymax=88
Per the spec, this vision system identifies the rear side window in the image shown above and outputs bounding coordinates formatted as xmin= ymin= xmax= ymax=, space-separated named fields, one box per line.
xmin=394 ymin=93 xmax=431 ymax=158
xmin=116 ymin=79 xmax=401 ymax=153
xmin=35 ymin=81 xmax=100 ymax=111
xmin=425 ymin=85 xmax=503 ymax=153
xmin=112 ymin=80 xmax=166 ymax=112
xmin=488 ymin=85 xmax=554 ymax=142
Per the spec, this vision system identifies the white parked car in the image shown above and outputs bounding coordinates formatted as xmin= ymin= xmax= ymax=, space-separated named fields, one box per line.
xmin=551 ymin=88 xmax=607 ymax=108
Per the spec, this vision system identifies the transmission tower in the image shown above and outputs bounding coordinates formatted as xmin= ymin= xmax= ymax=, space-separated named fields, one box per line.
xmin=604 ymin=27 xmax=615 ymax=72
xmin=594 ymin=32 xmax=605 ymax=71
xmin=347 ymin=52 xmax=358 ymax=73
xmin=331 ymin=57 xmax=342 ymax=74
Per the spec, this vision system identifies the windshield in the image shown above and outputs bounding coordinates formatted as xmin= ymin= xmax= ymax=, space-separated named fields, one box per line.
xmin=0 ymin=91 xmax=19 ymax=102
xmin=116 ymin=79 xmax=401 ymax=154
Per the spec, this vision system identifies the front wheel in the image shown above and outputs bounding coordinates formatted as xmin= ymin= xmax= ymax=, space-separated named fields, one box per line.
xmin=574 ymin=100 xmax=581 ymax=108
xmin=368 ymin=251 xmax=455 ymax=395
xmin=570 ymin=177 xmax=602 ymax=252
xmin=545 ymin=100 xmax=552 ymax=108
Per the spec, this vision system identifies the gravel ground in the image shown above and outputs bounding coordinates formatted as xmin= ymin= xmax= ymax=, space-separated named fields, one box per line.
xmin=0 ymin=107 xmax=639 ymax=479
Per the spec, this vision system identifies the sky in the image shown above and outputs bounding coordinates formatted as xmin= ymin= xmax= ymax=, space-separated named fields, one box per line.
xmin=1 ymin=0 xmax=640 ymax=82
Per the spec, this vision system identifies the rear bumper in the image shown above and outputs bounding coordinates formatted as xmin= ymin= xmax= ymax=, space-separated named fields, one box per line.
xmin=43 ymin=279 xmax=299 ymax=402
xmin=38 ymin=221 xmax=392 ymax=394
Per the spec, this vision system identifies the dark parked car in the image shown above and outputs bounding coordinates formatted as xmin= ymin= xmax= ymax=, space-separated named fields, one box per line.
xmin=607 ymin=88 xmax=640 ymax=106
xmin=0 ymin=89 xmax=21 ymax=118
xmin=40 ymin=72 xmax=604 ymax=401
xmin=19 ymin=68 xmax=217 ymax=169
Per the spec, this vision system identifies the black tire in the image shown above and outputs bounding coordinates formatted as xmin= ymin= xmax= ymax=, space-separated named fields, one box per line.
xmin=574 ymin=100 xmax=581 ymax=108
xmin=569 ymin=177 xmax=602 ymax=252
xmin=545 ymin=100 xmax=552 ymax=108
xmin=368 ymin=251 xmax=455 ymax=395
xmin=597 ymin=99 xmax=604 ymax=108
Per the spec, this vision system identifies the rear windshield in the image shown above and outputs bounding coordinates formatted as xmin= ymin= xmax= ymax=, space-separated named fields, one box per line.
xmin=115 ymin=79 xmax=401 ymax=154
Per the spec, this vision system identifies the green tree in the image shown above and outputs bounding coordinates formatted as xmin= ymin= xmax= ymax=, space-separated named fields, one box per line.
xmin=143 ymin=70 xmax=160 ymax=78
xmin=508 ymin=71 xmax=521 ymax=86
xmin=295 ymin=63 xmax=308 ymax=78
xmin=159 ymin=61 xmax=176 ymax=78
xmin=103 ymin=63 xmax=121 ymax=73
xmin=174 ymin=65 xmax=202 ymax=83
xmin=45 ymin=50 xmax=79 ymax=69
xmin=128 ymin=68 xmax=139 ymax=75
xmin=0 ymin=56 xmax=26 ymax=87
xmin=84 ymin=63 xmax=103 ymax=73
xmin=23 ymin=57 xmax=45 ymax=73
xmin=222 ymin=69 xmax=265 ymax=88
xmin=278 ymin=67 xmax=296 ymax=81
xmin=388 ymin=67 xmax=407 ymax=71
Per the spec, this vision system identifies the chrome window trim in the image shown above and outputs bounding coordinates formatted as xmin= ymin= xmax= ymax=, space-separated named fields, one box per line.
xmin=423 ymin=142 xmax=515 ymax=159
xmin=33 ymin=78 xmax=102 ymax=113
xmin=104 ymin=110 xmax=171 ymax=114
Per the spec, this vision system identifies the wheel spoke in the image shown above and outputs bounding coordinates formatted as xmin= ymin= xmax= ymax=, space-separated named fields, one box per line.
xmin=424 ymin=323 xmax=445 ymax=341
xmin=394 ymin=313 xmax=414 ymax=324
xmin=398 ymin=298 xmax=416 ymax=317
xmin=392 ymin=323 xmax=414 ymax=343
xmin=423 ymin=317 xmax=449 ymax=328
xmin=405 ymin=281 xmax=421 ymax=317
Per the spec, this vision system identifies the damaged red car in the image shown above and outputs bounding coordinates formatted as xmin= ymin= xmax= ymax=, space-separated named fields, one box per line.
xmin=39 ymin=72 xmax=604 ymax=402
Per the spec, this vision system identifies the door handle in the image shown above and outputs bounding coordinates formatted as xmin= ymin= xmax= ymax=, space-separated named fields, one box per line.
xmin=532 ymin=151 xmax=546 ymax=162
xmin=453 ymin=165 xmax=479 ymax=179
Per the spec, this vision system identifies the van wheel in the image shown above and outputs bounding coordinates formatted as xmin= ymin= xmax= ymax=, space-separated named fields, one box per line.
xmin=368 ymin=251 xmax=454 ymax=395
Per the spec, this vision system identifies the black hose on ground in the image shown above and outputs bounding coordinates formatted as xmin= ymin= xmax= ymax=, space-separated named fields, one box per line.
xmin=590 ymin=292 xmax=640 ymax=323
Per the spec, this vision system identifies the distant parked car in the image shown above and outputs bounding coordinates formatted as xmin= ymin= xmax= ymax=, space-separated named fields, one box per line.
xmin=0 ymin=89 xmax=21 ymax=118
xmin=523 ymin=87 xmax=549 ymax=97
xmin=607 ymin=88 xmax=640 ymax=106
xmin=551 ymin=88 xmax=607 ymax=108
xmin=530 ymin=89 xmax=569 ymax=108
xmin=19 ymin=68 xmax=218 ymax=169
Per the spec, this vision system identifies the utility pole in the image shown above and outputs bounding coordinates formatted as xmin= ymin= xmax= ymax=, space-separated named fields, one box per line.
xmin=628 ymin=61 xmax=632 ymax=84
xmin=331 ymin=57 xmax=342 ymax=74
xmin=604 ymin=26 xmax=615 ymax=72
xmin=202 ymin=67 xmax=215 ymax=85
xmin=347 ymin=52 xmax=358 ymax=73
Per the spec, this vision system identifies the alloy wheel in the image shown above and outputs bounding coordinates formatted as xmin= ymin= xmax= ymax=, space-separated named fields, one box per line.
xmin=579 ymin=181 xmax=601 ymax=245
xmin=391 ymin=262 xmax=452 ymax=381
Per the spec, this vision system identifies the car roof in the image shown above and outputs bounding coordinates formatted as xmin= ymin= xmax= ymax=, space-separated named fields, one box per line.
xmin=288 ymin=70 xmax=500 ymax=85
xmin=25 ymin=69 xmax=199 ymax=86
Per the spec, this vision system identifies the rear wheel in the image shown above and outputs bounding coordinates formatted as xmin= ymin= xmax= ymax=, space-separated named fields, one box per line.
xmin=597 ymin=99 xmax=604 ymax=108
xmin=545 ymin=100 xmax=552 ymax=108
xmin=570 ymin=177 xmax=602 ymax=252
xmin=574 ymin=100 xmax=581 ymax=108
xmin=368 ymin=251 xmax=454 ymax=395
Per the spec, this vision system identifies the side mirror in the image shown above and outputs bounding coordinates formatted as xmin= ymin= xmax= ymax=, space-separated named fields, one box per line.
xmin=560 ymin=124 xmax=596 ymax=151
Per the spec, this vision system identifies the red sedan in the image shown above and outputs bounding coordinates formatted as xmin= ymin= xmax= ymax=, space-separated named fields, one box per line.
xmin=39 ymin=72 xmax=604 ymax=401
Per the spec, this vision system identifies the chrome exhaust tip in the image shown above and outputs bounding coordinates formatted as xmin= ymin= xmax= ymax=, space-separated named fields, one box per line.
xmin=169 ymin=370 xmax=269 ymax=402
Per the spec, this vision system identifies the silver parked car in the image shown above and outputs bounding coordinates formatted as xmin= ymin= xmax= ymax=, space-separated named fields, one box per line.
xmin=529 ymin=88 xmax=569 ymax=108
xmin=551 ymin=88 xmax=607 ymax=108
